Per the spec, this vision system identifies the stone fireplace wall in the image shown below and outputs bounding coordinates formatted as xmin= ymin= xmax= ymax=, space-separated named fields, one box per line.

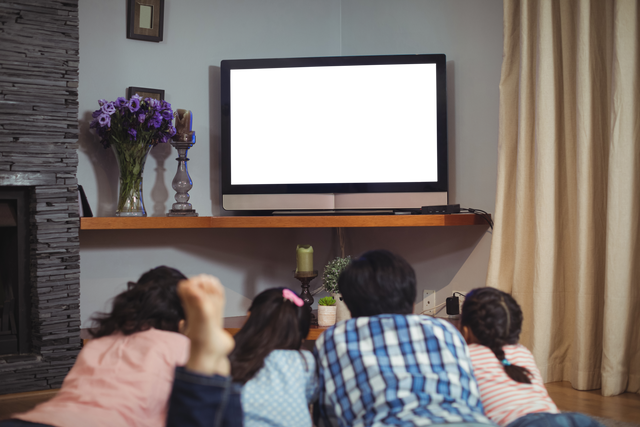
xmin=0 ymin=1 xmax=81 ymax=394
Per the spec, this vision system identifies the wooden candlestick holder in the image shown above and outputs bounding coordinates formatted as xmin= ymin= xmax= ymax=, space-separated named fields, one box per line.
xmin=294 ymin=270 xmax=318 ymax=325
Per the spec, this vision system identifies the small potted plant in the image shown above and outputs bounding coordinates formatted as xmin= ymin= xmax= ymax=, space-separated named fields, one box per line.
xmin=317 ymin=296 xmax=337 ymax=327
xmin=322 ymin=256 xmax=352 ymax=322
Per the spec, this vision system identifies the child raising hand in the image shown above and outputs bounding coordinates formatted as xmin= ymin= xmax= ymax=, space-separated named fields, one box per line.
xmin=167 ymin=274 xmax=242 ymax=427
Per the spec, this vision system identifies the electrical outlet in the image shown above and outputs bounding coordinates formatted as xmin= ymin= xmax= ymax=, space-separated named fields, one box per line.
xmin=423 ymin=290 xmax=436 ymax=315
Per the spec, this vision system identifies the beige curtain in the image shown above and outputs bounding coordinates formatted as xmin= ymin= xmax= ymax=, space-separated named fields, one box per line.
xmin=487 ymin=0 xmax=639 ymax=397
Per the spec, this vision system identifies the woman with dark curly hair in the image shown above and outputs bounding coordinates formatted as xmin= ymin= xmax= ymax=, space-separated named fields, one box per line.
xmin=5 ymin=266 xmax=190 ymax=427
xmin=460 ymin=287 xmax=603 ymax=427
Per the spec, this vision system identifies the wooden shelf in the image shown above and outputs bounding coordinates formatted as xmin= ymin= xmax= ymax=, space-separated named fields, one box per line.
xmin=80 ymin=213 xmax=490 ymax=230
xmin=224 ymin=315 xmax=327 ymax=340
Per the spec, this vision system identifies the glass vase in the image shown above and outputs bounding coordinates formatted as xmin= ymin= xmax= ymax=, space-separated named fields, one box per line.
xmin=112 ymin=142 xmax=152 ymax=217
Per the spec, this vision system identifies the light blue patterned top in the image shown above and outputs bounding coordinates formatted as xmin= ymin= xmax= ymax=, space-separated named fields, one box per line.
xmin=242 ymin=349 xmax=318 ymax=427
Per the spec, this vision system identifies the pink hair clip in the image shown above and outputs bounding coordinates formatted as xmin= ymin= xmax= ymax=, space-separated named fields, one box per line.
xmin=283 ymin=289 xmax=304 ymax=307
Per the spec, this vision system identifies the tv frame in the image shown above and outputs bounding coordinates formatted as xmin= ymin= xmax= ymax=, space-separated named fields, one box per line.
xmin=220 ymin=54 xmax=448 ymax=213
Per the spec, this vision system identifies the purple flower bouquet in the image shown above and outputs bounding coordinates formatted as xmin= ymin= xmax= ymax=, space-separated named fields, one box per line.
xmin=90 ymin=95 xmax=176 ymax=216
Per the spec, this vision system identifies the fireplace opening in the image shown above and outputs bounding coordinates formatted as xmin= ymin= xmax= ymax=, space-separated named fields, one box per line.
xmin=0 ymin=188 xmax=31 ymax=356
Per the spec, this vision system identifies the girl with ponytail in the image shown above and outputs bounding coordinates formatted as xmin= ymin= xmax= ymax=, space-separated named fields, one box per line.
xmin=460 ymin=287 xmax=603 ymax=427
xmin=229 ymin=287 xmax=318 ymax=427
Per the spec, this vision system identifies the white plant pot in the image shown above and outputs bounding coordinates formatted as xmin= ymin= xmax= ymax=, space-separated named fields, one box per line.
xmin=332 ymin=292 xmax=352 ymax=323
xmin=318 ymin=305 xmax=337 ymax=327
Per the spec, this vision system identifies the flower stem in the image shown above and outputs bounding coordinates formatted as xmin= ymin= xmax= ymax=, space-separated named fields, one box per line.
xmin=112 ymin=139 xmax=151 ymax=215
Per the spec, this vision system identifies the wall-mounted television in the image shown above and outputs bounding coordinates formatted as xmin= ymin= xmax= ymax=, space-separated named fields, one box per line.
xmin=220 ymin=54 xmax=448 ymax=214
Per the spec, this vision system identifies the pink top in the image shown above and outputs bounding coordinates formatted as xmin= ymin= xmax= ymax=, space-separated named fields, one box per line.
xmin=15 ymin=328 xmax=189 ymax=427
xmin=468 ymin=343 xmax=559 ymax=426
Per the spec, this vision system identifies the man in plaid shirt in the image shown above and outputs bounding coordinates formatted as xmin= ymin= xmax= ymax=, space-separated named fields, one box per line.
xmin=313 ymin=250 xmax=493 ymax=426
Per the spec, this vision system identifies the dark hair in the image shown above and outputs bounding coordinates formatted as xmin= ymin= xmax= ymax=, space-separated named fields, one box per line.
xmin=230 ymin=287 xmax=311 ymax=384
xmin=460 ymin=287 xmax=532 ymax=384
xmin=338 ymin=249 xmax=416 ymax=317
xmin=89 ymin=266 xmax=187 ymax=338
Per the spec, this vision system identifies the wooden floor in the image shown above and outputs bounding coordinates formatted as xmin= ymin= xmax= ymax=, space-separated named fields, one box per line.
xmin=0 ymin=388 xmax=59 ymax=421
xmin=545 ymin=382 xmax=640 ymax=424
xmin=0 ymin=381 xmax=638 ymax=423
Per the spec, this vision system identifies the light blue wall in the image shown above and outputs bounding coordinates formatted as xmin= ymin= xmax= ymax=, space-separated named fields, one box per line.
xmin=78 ymin=0 xmax=502 ymax=326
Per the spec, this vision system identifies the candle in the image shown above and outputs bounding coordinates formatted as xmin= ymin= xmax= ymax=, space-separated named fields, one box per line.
xmin=296 ymin=244 xmax=314 ymax=273
xmin=175 ymin=109 xmax=192 ymax=134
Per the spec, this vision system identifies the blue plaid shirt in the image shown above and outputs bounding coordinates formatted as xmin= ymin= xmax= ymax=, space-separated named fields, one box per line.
xmin=313 ymin=314 xmax=493 ymax=426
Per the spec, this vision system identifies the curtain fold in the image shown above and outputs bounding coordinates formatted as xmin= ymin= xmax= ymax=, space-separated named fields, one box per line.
xmin=487 ymin=0 xmax=639 ymax=397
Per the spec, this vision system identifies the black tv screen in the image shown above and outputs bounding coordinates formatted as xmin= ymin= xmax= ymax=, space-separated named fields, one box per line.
xmin=220 ymin=54 xmax=448 ymax=213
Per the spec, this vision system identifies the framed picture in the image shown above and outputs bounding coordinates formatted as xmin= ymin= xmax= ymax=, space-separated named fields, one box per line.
xmin=127 ymin=87 xmax=165 ymax=101
xmin=127 ymin=0 xmax=164 ymax=42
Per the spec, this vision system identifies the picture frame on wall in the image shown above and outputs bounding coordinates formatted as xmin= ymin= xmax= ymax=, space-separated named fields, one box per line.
xmin=127 ymin=87 xmax=165 ymax=101
xmin=126 ymin=0 xmax=164 ymax=42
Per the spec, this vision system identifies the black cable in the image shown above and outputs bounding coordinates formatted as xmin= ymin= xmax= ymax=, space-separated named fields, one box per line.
xmin=460 ymin=207 xmax=494 ymax=229
xmin=453 ymin=291 xmax=466 ymax=298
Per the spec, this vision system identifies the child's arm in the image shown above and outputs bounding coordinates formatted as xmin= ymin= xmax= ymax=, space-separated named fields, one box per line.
xmin=167 ymin=367 xmax=243 ymax=427
xmin=166 ymin=275 xmax=242 ymax=427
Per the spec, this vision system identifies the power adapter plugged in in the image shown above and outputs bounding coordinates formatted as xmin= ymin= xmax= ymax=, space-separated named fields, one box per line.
xmin=446 ymin=296 xmax=460 ymax=315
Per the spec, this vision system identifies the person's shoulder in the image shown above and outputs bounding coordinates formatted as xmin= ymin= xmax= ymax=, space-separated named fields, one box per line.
xmin=315 ymin=317 xmax=373 ymax=354
xmin=268 ymin=349 xmax=315 ymax=365
xmin=467 ymin=343 xmax=496 ymax=360
xmin=86 ymin=328 xmax=185 ymax=347
xmin=320 ymin=316 xmax=365 ymax=339
xmin=468 ymin=343 xmax=491 ymax=352
xmin=299 ymin=349 xmax=315 ymax=361
xmin=404 ymin=314 xmax=462 ymax=334
xmin=334 ymin=314 xmax=450 ymax=337
xmin=264 ymin=350 xmax=317 ymax=376
xmin=134 ymin=328 xmax=190 ymax=361
xmin=319 ymin=315 xmax=460 ymax=343
xmin=143 ymin=327 xmax=189 ymax=345
xmin=78 ymin=328 xmax=190 ymax=369
xmin=412 ymin=314 xmax=455 ymax=326
xmin=323 ymin=314 xmax=455 ymax=334
xmin=504 ymin=343 xmax=536 ymax=362
xmin=507 ymin=343 xmax=532 ymax=353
